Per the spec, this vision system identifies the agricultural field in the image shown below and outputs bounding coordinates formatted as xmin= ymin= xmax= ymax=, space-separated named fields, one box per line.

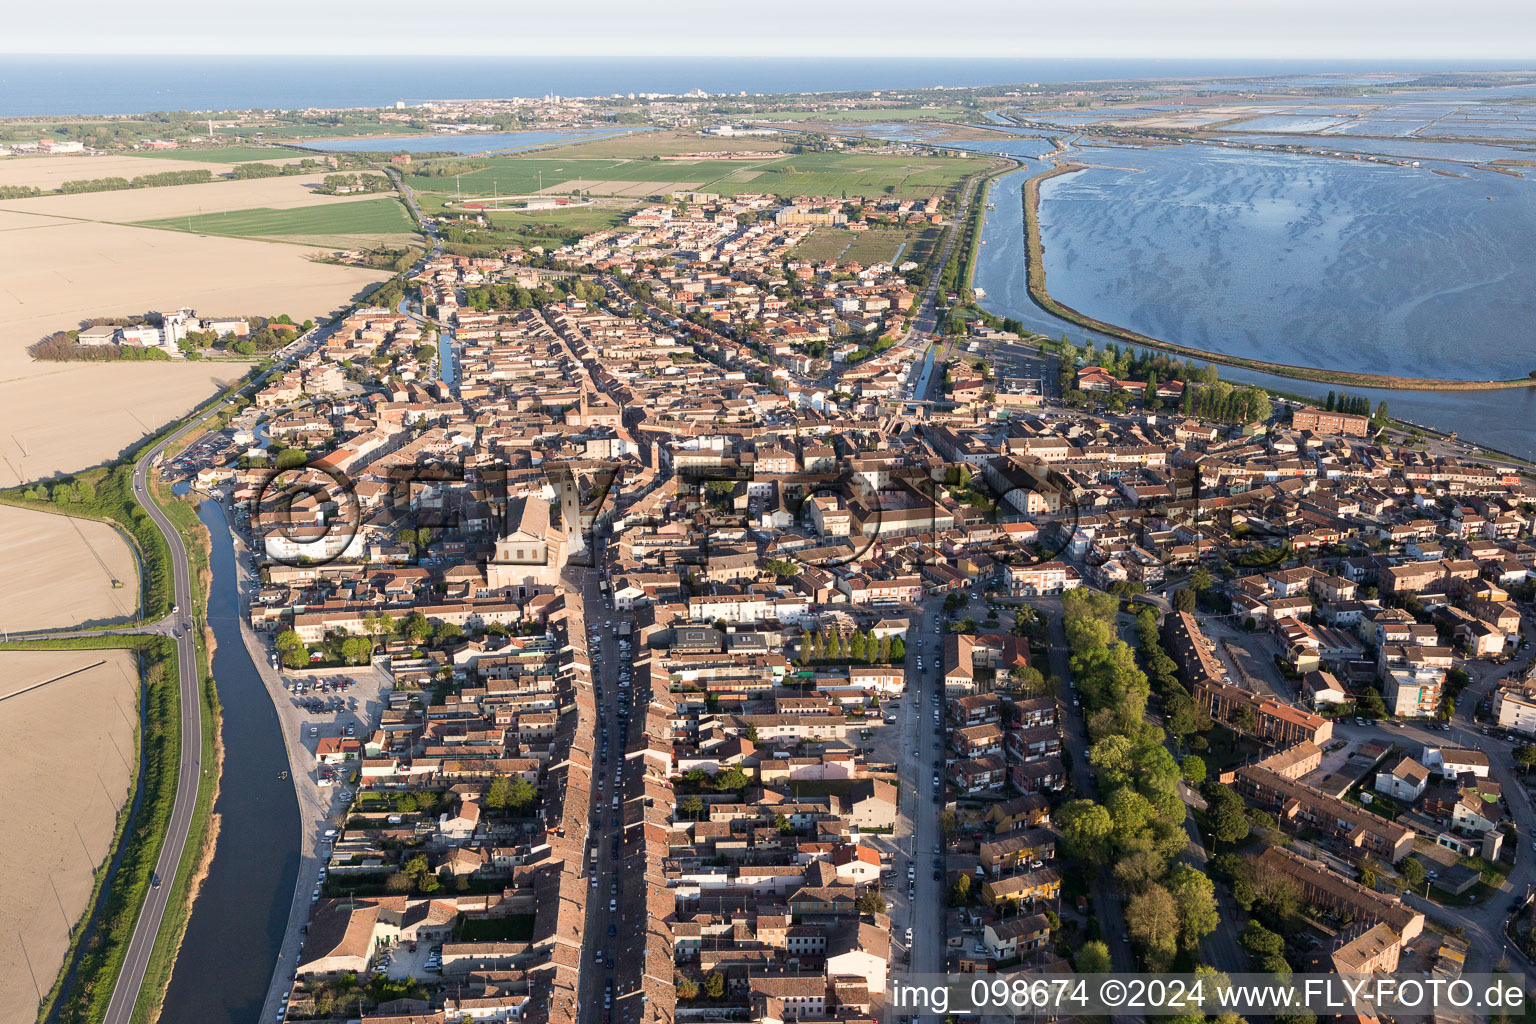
xmin=0 ymin=152 xmax=301 ymax=190
xmin=0 ymin=648 xmax=140 ymax=1024
xmin=0 ymin=207 xmax=387 ymax=488
xmin=792 ymin=225 xmax=921 ymax=265
xmin=406 ymin=148 xmax=987 ymax=200
xmin=136 ymin=195 xmax=418 ymax=247
xmin=904 ymin=223 xmax=946 ymax=266
xmin=0 ymin=504 xmax=139 ymax=631
xmin=483 ymin=202 xmax=636 ymax=248
xmin=131 ymin=144 xmax=306 ymax=162
xmin=0 ymin=172 xmax=392 ymax=222
xmin=539 ymin=129 xmax=788 ymax=159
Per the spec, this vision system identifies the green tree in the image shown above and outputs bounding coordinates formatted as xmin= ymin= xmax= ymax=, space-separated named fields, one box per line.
xmin=849 ymin=631 xmax=868 ymax=662
xmin=1400 ymin=856 xmax=1426 ymax=889
xmin=402 ymin=611 xmax=431 ymax=644
xmin=703 ymin=972 xmax=725 ymax=1000
xmin=1076 ymin=940 xmax=1113 ymax=974
xmin=1167 ymin=864 xmax=1220 ymax=951
xmin=1515 ymin=746 xmax=1536 ymax=775
xmin=1126 ymin=883 xmax=1180 ymax=968
xmin=1181 ymin=755 xmax=1207 ymax=785
xmin=680 ymin=795 xmax=704 ymax=819
xmin=857 ymin=889 xmax=886 ymax=915
xmin=676 ymin=978 xmax=699 ymax=1001
xmin=1057 ymin=799 xmax=1115 ymax=866
xmin=888 ymin=636 xmax=905 ymax=661
xmin=485 ymin=775 xmax=515 ymax=809
xmin=340 ymin=635 xmax=373 ymax=665
xmin=403 ymin=854 xmax=440 ymax=893
xmin=274 ymin=628 xmax=310 ymax=669
xmin=714 ymin=766 xmax=748 ymax=792
xmin=1356 ymin=686 xmax=1387 ymax=719
xmin=950 ymin=873 xmax=972 ymax=906
xmin=1240 ymin=920 xmax=1287 ymax=968
xmin=1190 ymin=566 xmax=1214 ymax=592
xmin=1205 ymin=784 xmax=1251 ymax=847
xmin=508 ymin=777 xmax=537 ymax=811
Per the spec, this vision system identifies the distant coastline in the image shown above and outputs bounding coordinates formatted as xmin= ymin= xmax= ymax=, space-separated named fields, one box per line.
xmin=3 ymin=55 xmax=1532 ymax=117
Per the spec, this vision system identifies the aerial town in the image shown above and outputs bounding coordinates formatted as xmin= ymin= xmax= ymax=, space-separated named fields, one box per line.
xmin=129 ymin=164 xmax=1535 ymax=1024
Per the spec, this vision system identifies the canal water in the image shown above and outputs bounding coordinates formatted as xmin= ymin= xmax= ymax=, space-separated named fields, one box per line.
xmin=158 ymin=500 xmax=298 ymax=1024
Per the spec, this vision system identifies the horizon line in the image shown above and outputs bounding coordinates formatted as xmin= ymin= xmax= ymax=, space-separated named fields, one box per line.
xmin=4 ymin=52 xmax=1536 ymax=62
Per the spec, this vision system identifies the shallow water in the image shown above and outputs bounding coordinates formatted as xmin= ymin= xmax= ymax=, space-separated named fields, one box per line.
xmin=970 ymin=153 xmax=1536 ymax=460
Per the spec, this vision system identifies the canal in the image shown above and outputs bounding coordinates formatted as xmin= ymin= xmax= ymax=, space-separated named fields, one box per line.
xmin=158 ymin=499 xmax=299 ymax=1024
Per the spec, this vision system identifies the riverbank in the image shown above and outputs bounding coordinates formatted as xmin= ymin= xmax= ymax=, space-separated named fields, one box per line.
xmin=0 ymin=636 xmax=184 ymax=1024
xmin=129 ymin=480 xmax=219 ymax=1024
xmin=949 ymin=158 xmax=1020 ymax=301
xmin=1020 ymin=162 xmax=1536 ymax=393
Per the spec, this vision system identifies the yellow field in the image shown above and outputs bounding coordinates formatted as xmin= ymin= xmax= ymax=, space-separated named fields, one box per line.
xmin=0 ymin=209 xmax=387 ymax=487
xmin=0 ymin=172 xmax=388 ymax=223
xmin=0 ymin=152 xmax=304 ymax=191
xmin=0 ymin=649 xmax=140 ymax=1024
xmin=0 ymin=504 xmax=140 ymax=631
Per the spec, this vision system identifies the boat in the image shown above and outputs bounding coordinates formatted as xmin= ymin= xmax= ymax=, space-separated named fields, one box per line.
xmin=278 ymin=771 xmax=288 ymax=780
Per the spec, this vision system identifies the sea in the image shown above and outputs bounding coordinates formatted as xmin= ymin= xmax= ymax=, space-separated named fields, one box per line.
xmin=1 ymin=55 xmax=1531 ymax=116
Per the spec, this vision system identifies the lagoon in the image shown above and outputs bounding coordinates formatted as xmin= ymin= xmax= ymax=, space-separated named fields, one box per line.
xmin=971 ymin=149 xmax=1536 ymax=460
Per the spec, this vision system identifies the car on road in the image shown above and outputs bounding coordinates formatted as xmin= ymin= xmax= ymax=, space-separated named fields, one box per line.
xmin=152 ymin=873 xmax=162 ymax=888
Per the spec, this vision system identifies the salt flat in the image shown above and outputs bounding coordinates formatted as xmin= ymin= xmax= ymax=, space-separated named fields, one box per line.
xmin=0 ymin=649 xmax=140 ymax=1024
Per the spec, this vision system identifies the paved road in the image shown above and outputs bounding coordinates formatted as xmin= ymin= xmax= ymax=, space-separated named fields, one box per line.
xmin=572 ymin=555 xmax=645 ymax=1024
xmin=97 ymin=421 xmax=205 ymax=1024
xmin=9 ymin=327 xmax=324 ymax=1024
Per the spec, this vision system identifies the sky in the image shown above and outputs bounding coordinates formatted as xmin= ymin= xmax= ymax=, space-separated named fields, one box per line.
xmin=6 ymin=0 xmax=1536 ymax=58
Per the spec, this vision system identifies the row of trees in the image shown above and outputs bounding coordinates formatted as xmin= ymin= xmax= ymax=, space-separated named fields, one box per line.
xmin=794 ymin=627 xmax=905 ymax=665
xmin=1055 ymin=590 xmax=1219 ymax=971
xmin=1181 ymin=379 xmax=1271 ymax=426
xmin=58 ymin=167 xmax=215 ymax=193
xmin=30 ymin=330 xmax=172 ymax=362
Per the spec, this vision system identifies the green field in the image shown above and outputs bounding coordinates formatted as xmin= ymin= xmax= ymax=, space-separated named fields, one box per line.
xmin=135 ymin=196 xmax=418 ymax=242
xmin=792 ymin=226 xmax=919 ymax=264
xmin=134 ymin=145 xmax=303 ymax=162
xmin=406 ymin=149 xmax=986 ymax=200
xmin=541 ymin=130 xmax=788 ymax=159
